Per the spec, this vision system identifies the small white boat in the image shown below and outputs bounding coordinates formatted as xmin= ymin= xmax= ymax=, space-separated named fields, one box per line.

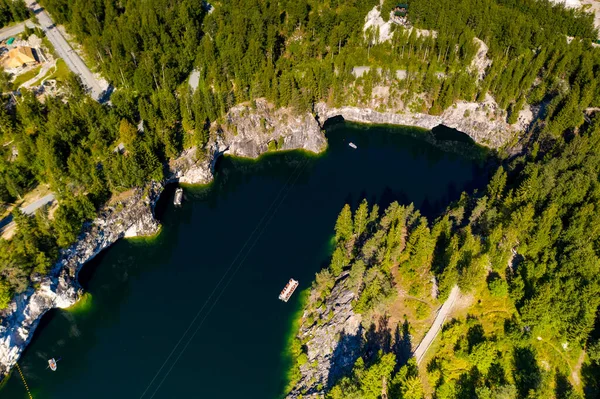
xmin=174 ymin=187 xmax=183 ymax=206
xmin=48 ymin=358 xmax=57 ymax=371
xmin=279 ymin=279 xmax=299 ymax=302
xmin=349 ymin=142 xmax=357 ymax=149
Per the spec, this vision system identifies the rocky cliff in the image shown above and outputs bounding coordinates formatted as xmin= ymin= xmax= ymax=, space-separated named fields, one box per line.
xmin=287 ymin=274 xmax=363 ymax=399
xmin=219 ymin=98 xmax=327 ymax=157
xmin=0 ymin=183 xmax=161 ymax=377
xmin=315 ymin=94 xmax=533 ymax=149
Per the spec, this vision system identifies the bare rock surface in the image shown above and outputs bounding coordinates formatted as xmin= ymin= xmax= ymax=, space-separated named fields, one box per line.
xmin=316 ymin=94 xmax=533 ymax=149
xmin=287 ymin=275 xmax=362 ymax=399
xmin=471 ymin=38 xmax=492 ymax=81
xmin=219 ymin=98 xmax=327 ymax=158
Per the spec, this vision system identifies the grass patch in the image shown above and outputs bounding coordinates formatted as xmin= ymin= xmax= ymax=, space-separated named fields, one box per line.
xmin=32 ymin=59 xmax=69 ymax=87
xmin=65 ymin=292 xmax=93 ymax=314
xmin=50 ymin=59 xmax=70 ymax=82
xmin=13 ymin=66 xmax=41 ymax=87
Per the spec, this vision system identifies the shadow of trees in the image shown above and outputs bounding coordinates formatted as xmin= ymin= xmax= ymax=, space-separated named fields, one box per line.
xmin=325 ymin=325 xmax=364 ymax=390
xmin=513 ymin=346 xmax=541 ymax=398
xmin=582 ymin=360 xmax=600 ymax=398
xmin=326 ymin=314 xmax=413 ymax=390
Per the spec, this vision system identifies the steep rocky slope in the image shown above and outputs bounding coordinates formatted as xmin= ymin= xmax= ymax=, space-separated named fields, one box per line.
xmin=0 ymin=184 xmax=161 ymax=377
xmin=287 ymin=274 xmax=362 ymax=399
xmin=315 ymin=94 xmax=533 ymax=149
xmin=219 ymin=98 xmax=327 ymax=157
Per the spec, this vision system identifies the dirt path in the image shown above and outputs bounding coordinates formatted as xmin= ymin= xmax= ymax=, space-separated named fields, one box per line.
xmin=572 ymin=349 xmax=586 ymax=386
xmin=413 ymin=285 xmax=460 ymax=364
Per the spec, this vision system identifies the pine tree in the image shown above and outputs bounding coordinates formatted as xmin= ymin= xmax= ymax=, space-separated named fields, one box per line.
xmin=354 ymin=199 xmax=369 ymax=238
xmin=335 ymin=204 xmax=354 ymax=242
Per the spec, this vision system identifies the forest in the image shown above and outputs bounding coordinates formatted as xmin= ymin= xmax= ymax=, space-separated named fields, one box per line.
xmin=290 ymin=114 xmax=600 ymax=398
xmin=0 ymin=0 xmax=600 ymax=395
xmin=0 ymin=0 xmax=29 ymax=29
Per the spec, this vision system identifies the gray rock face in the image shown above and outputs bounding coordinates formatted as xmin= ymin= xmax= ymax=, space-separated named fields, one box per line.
xmin=169 ymin=147 xmax=214 ymax=185
xmin=287 ymin=276 xmax=362 ymax=399
xmin=0 ymin=183 xmax=161 ymax=377
xmin=220 ymin=98 xmax=327 ymax=158
xmin=315 ymin=95 xmax=533 ymax=149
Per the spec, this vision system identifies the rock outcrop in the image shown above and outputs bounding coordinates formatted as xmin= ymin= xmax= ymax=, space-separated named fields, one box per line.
xmin=219 ymin=98 xmax=327 ymax=157
xmin=287 ymin=275 xmax=362 ymax=399
xmin=0 ymin=183 xmax=161 ymax=377
xmin=315 ymin=95 xmax=533 ymax=149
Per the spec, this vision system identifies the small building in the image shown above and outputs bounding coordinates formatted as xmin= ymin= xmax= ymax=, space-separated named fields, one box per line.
xmin=2 ymin=46 xmax=37 ymax=69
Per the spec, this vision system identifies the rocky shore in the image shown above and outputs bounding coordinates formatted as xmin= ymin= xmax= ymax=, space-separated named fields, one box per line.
xmin=287 ymin=274 xmax=363 ymax=399
xmin=0 ymin=183 xmax=162 ymax=378
xmin=0 ymin=97 xmax=528 ymax=380
xmin=315 ymin=94 xmax=533 ymax=149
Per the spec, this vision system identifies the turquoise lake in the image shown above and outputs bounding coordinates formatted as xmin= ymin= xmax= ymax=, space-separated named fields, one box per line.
xmin=2 ymin=122 xmax=487 ymax=398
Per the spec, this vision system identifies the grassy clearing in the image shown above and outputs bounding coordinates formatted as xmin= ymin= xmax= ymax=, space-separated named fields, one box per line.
xmin=32 ymin=59 xmax=69 ymax=86
xmin=12 ymin=65 xmax=41 ymax=87
xmin=419 ymin=277 xmax=587 ymax=396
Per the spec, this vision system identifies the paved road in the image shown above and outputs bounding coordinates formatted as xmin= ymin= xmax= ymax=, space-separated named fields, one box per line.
xmin=21 ymin=193 xmax=55 ymax=214
xmin=0 ymin=20 xmax=36 ymax=42
xmin=25 ymin=0 xmax=105 ymax=100
xmin=413 ymin=285 xmax=460 ymax=364
xmin=0 ymin=193 xmax=55 ymax=234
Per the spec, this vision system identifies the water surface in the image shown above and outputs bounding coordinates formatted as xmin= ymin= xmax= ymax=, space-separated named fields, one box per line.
xmin=2 ymin=122 xmax=486 ymax=398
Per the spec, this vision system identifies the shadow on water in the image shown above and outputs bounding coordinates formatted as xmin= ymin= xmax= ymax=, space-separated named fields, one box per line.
xmin=432 ymin=125 xmax=475 ymax=144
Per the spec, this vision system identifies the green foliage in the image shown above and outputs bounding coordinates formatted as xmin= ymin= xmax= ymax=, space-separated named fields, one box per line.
xmin=53 ymin=194 xmax=96 ymax=247
xmin=353 ymin=199 xmax=369 ymax=238
xmin=327 ymin=353 xmax=396 ymax=399
xmin=334 ymin=204 xmax=354 ymax=243
xmin=329 ymin=246 xmax=347 ymax=277
xmin=0 ymin=0 xmax=29 ymax=28
xmin=488 ymin=276 xmax=508 ymax=298
xmin=0 ymin=209 xmax=58 ymax=304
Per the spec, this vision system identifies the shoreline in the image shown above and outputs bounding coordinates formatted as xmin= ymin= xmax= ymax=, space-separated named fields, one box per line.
xmin=281 ymin=288 xmax=311 ymax=397
xmin=0 ymin=99 xmax=527 ymax=380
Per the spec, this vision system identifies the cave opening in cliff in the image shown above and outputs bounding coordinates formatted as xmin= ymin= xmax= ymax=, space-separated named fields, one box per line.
xmin=431 ymin=125 xmax=475 ymax=144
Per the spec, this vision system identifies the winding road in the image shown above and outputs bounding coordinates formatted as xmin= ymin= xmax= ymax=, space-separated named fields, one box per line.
xmin=413 ymin=285 xmax=460 ymax=364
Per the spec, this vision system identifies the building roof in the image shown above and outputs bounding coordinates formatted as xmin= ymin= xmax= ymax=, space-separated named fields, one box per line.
xmin=2 ymin=46 xmax=36 ymax=69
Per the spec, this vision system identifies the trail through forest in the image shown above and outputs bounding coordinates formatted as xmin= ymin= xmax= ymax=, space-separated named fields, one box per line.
xmin=413 ymin=285 xmax=459 ymax=364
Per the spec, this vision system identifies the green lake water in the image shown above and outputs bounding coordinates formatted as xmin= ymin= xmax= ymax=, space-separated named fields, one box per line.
xmin=2 ymin=123 xmax=486 ymax=398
